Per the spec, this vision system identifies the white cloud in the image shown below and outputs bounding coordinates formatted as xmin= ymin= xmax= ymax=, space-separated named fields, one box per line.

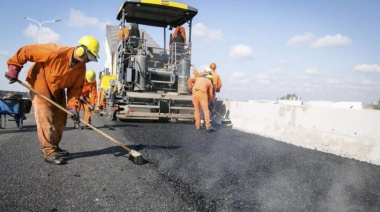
xmin=360 ymin=80 xmax=375 ymax=86
xmin=270 ymin=68 xmax=282 ymax=76
xmin=286 ymin=32 xmax=315 ymax=47
xmin=0 ymin=50 xmax=8 ymax=56
xmin=22 ymin=24 xmax=60 ymax=43
xmin=192 ymin=23 xmax=222 ymax=42
xmin=230 ymin=72 xmax=250 ymax=84
xmin=354 ymin=64 xmax=380 ymax=73
xmin=229 ymin=44 xmax=254 ymax=61
xmin=310 ymin=34 xmax=351 ymax=48
xmin=305 ymin=68 xmax=321 ymax=75
xmin=68 ymin=8 xmax=111 ymax=30
xmin=325 ymin=78 xmax=341 ymax=85
xmin=255 ymin=73 xmax=270 ymax=84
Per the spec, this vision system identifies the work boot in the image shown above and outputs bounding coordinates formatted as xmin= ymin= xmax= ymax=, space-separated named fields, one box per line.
xmin=74 ymin=123 xmax=83 ymax=130
xmin=57 ymin=147 xmax=69 ymax=157
xmin=44 ymin=156 xmax=66 ymax=165
xmin=200 ymin=119 xmax=205 ymax=128
xmin=206 ymin=126 xmax=216 ymax=132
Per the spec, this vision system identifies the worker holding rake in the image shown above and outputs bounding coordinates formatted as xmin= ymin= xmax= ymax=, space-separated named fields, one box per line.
xmin=5 ymin=35 xmax=100 ymax=165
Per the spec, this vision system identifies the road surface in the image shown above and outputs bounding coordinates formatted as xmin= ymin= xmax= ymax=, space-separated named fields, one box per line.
xmin=1 ymin=110 xmax=379 ymax=211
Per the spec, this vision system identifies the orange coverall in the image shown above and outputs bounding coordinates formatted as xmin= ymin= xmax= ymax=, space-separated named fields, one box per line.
xmin=98 ymin=90 xmax=107 ymax=110
xmin=172 ymin=26 xmax=186 ymax=43
xmin=188 ymin=76 xmax=214 ymax=129
xmin=80 ymin=80 xmax=97 ymax=123
xmin=7 ymin=43 xmax=85 ymax=158
xmin=193 ymin=69 xmax=222 ymax=94
xmin=211 ymin=70 xmax=222 ymax=93
xmin=118 ymin=27 xmax=130 ymax=41
xmin=169 ymin=26 xmax=186 ymax=51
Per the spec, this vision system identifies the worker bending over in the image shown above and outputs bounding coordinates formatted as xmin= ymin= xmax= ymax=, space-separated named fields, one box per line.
xmin=192 ymin=62 xmax=223 ymax=124
xmin=5 ymin=35 xmax=100 ymax=165
xmin=78 ymin=69 xmax=98 ymax=129
xmin=188 ymin=73 xmax=215 ymax=131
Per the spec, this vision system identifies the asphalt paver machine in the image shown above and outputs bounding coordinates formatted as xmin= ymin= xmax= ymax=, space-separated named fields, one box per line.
xmin=101 ymin=0 xmax=198 ymax=122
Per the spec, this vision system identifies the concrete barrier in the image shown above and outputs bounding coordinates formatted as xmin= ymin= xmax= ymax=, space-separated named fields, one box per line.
xmin=227 ymin=101 xmax=380 ymax=166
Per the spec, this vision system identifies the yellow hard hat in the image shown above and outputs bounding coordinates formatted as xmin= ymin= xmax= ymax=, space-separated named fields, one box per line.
xmin=78 ymin=35 xmax=100 ymax=59
xmin=86 ymin=69 xmax=96 ymax=83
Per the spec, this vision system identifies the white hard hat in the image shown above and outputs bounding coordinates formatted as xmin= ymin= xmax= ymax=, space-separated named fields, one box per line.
xmin=204 ymin=67 xmax=212 ymax=74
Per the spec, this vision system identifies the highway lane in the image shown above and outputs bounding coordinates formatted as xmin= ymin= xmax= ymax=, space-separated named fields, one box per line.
xmin=1 ymin=111 xmax=379 ymax=211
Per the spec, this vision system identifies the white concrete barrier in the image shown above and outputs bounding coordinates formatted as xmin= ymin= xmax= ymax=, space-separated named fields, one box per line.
xmin=228 ymin=101 xmax=380 ymax=166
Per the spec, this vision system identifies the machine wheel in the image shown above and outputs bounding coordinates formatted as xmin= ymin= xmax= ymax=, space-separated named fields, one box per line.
xmin=0 ymin=114 xmax=6 ymax=129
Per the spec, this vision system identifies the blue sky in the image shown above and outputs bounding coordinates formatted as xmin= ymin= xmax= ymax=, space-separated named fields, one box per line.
xmin=1 ymin=0 xmax=380 ymax=103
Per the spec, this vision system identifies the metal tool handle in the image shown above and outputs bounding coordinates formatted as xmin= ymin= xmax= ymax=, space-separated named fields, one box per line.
xmin=16 ymin=79 xmax=131 ymax=152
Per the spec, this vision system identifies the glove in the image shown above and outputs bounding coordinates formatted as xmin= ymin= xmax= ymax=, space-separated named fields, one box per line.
xmin=67 ymin=106 xmax=79 ymax=122
xmin=5 ymin=64 xmax=21 ymax=84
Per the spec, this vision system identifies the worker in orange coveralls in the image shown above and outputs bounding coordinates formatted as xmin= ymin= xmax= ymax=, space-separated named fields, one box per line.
xmin=118 ymin=23 xmax=130 ymax=41
xmin=188 ymin=73 xmax=215 ymax=132
xmin=97 ymin=88 xmax=107 ymax=112
xmin=169 ymin=26 xmax=186 ymax=53
xmin=5 ymin=35 xmax=100 ymax=165
xmin=77 ymin=69 xmax=98 ymax=130
xmin=192 ymin=63 xmax=223 ymax=126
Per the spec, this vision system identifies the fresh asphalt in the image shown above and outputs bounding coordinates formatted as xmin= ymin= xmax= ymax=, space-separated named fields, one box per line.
xmin=1 ymin=109 xmax=379 ymax=211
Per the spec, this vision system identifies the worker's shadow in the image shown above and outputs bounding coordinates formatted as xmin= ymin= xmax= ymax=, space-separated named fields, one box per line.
xmin=0 ymin=124 xmax=37 ymax=134
xmin=66 ymin=145 xmax=148 ymax=164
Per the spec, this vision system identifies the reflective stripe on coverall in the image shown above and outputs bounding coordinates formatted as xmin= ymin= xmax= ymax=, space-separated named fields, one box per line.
xmin=80 ymin=80 xmax=97 ymax=123
xmin=188 ymin=77 xmax=214 ymax=128
xmin=7 ymin=43 xmax=86 ymax=158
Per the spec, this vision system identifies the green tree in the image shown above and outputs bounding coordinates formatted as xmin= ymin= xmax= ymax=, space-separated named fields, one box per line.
xmin=280 ymin=93 xmax=298 ymax=100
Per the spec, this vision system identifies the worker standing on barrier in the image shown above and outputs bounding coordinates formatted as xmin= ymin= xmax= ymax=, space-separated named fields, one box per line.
xmin=5 ymin=35 xmax=100 ymax=165
xmin=188 ymin=73 xmax=215 ymax=132
xmin=78 ymin=69 xmax=98 ymax=129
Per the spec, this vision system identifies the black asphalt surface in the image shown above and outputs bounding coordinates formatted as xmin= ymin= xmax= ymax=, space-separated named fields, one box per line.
xmin=1 ymin=109 xmax=380 ymax=211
